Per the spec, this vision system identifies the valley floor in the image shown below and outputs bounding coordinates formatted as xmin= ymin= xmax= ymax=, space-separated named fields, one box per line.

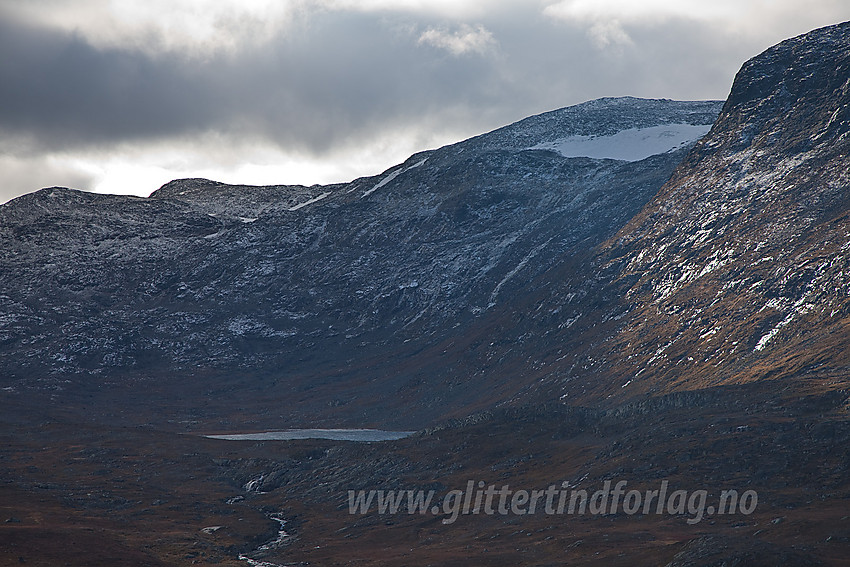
xmin=2 ymin=381 xmax=849 ymax=566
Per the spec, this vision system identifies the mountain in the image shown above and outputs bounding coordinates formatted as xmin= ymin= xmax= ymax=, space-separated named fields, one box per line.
xmin=1 ymin=21 xmax=850 ymax=567
xmin=0 ymin=97 xmax=721 ymax=427
xmin=513 ymin=20 xmax=850 ymax=407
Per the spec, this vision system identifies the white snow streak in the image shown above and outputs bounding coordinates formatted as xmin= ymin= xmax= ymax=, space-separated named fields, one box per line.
xmin=362 ymin=158 xmax=428 ymax=198
xmin=488 ymin=238 xmax=552 ymax=307
xmin=288 ymin=191 xmax=331 ymax=211
xmin=754 ymin=297 xmax=812 ymax=352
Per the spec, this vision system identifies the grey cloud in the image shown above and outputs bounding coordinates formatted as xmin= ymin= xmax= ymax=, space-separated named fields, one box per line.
xmin=0 ymin=154 xmax=96 ymax=204
xmin=1 ymin=3 xmax=848 ymax=185
xmin=0 ymin=10 xmax=512 ymax=155
xmin=417 ymin=24 xmax=498 ymax=56
xmin=0 ymin=18 xmax=214 ymax=149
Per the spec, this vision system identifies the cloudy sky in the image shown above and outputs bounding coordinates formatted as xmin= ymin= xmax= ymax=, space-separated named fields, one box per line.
xmin=1 ymin=1 xmax=848 ymax=204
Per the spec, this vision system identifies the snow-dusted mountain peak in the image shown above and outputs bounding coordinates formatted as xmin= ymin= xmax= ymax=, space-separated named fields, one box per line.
xmin=457 ymin=97 xmax=723 ymax=156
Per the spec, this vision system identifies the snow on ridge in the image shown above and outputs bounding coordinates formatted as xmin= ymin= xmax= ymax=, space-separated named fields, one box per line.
xmin=288 ymin=191 xmax=331 ymax=211
xmin=362 ymin=168 xmax=404 ymax=198
xmin=529 ymin=124 xmax=711 ymax=162
xmin=362 ymin=157 xmax=428 ymax=198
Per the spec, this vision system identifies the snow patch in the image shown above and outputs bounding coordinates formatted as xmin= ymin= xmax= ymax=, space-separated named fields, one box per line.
xmin=529 ymin=124 xmax=711 ymax=162
xmin=487 ymin=238 xmax=552 ymax=307
xmin=201 ymin=526 xmax=224 ymax=534
xmin=362 ymin=158 xmax=428 ymax=198
xmin=754 ymin=297 xmax=812 ymax=351
xmin=288 ymin=191 xmax=330 ymax=211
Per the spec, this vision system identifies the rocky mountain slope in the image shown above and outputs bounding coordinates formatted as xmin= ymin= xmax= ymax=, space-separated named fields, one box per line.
xmin=1 ymin=22 xmax=848 ymax=430
xmin=0 ymin=97 xmax=721 ymax=426
xmin=510 ymin=20 xmax=850 ymax=407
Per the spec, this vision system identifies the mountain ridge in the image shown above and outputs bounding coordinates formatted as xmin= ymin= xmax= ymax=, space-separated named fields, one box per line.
xmin=1 ymin=23 xmax=849 ymax=429
xmin=0 ymin=96 xmax=725 ymax=428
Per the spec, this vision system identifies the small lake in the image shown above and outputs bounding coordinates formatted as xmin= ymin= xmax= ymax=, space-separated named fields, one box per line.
xmin=205 ymin=428 xmax=415 ymax=442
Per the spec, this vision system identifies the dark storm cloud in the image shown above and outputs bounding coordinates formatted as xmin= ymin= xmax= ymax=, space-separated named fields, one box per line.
xmin=0 ymin=9 xmax=517 ymax=155
xmin=0 ymin=16 xmax=215 ymax=151
xmin=0 ymin=5 xmax=752 ymax=158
